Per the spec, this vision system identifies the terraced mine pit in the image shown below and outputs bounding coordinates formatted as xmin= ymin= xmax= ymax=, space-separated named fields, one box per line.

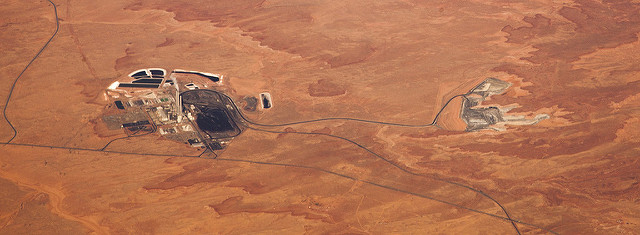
xmin=462 ymin=78 xmax=549 ymax=131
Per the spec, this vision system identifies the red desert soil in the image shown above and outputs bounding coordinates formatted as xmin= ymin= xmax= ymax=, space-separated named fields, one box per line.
xmin=1 ymin=0 xmax=639 ymax=234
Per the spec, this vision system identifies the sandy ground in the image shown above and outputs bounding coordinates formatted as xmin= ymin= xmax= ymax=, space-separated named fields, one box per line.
xmin=1 ymin=0 xmax=639 ymax=234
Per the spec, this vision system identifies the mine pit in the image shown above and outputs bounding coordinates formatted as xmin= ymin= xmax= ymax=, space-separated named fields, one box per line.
xmin=461 ymin=78 xmax=549 ymax=131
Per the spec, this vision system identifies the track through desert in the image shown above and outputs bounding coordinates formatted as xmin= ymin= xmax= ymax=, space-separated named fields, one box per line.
xmin=1 ymin=0 xmax=59 ymax=144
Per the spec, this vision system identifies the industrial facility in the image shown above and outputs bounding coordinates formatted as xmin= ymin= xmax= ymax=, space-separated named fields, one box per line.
xmin=103 ymin=68 xmax=269 ymax=150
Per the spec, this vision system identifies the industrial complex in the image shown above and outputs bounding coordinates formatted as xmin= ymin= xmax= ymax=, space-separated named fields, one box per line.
xmin=103 ymin=68 xmax=271 ymax=150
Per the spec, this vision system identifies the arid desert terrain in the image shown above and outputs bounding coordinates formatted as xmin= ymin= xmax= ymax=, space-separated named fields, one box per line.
xmin=1 ymin=0 xmax=639 ymax=234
